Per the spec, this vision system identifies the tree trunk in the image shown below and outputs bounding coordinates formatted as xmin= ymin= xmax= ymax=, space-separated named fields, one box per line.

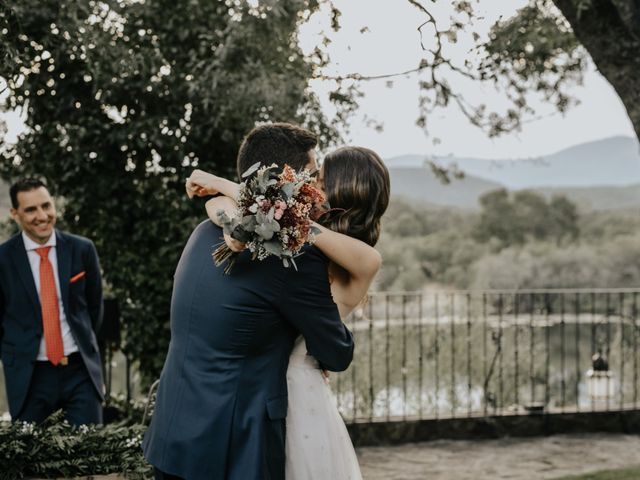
xmin=553 ymin=0 xmax=640 ymax=142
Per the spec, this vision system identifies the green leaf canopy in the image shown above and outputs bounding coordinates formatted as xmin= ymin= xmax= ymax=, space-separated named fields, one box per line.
xmin=0 ymin=0 xmax=338 ymax=382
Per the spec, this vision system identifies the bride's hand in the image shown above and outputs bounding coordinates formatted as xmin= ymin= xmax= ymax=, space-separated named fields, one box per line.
xmin=204 ymin=194 xmax=247 ymax=252
xmin=185 ymin=169 xmax=221 ymax=198
xmin=224 ymin=232 xmax=246 ymax=253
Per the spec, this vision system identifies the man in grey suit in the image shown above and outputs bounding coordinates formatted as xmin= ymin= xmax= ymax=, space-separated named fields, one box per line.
xmin=143 ymin=123 xmax=354 ymax=480
xmin=0 ymin=178 xmax=104 ymax=425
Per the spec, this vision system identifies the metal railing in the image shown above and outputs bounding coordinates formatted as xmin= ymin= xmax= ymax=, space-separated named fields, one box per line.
xmin=333 ymin=289 xmax=640 ymax=423
xmin=5 ymin=288 xmax=639 ymax=429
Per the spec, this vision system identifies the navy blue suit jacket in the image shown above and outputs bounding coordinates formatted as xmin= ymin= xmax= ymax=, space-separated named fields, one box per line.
xmin=142 ymin=221 xmax=353 ymax=480
xmin=0 ymin=230 xmax=104 ymax=417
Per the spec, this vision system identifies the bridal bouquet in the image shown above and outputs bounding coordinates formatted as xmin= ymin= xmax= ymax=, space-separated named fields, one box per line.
xmin=213 ymin=162 xmax=326 ymax=274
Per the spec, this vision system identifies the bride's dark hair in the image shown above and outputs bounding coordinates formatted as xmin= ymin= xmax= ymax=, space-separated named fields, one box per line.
xmin=319 ymin=146 xmax=390 ymax=247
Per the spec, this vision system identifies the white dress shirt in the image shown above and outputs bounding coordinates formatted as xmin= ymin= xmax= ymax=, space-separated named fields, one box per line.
xmin=22 ymin=231 xmax=79 ymax=360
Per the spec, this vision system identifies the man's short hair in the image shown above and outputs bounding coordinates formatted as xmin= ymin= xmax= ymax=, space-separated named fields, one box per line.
xmin=10 ymin=177 xmax=48 ymax=209
xmin=236 ymin=123 xmax=318 ymax=178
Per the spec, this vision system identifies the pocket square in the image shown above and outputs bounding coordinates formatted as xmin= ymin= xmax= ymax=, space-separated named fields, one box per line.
xmin=70 ymin=271 xmax=86 ymax=283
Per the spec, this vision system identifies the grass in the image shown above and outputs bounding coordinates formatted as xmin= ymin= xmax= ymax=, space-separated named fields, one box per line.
xmin=554 ymin=467 xmax=640 ymax=480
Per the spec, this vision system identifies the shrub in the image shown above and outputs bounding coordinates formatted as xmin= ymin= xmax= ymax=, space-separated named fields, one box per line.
xmin=0 ymin=412 xmax=152 ymax=480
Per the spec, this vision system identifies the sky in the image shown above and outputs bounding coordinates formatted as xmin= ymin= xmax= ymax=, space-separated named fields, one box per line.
xmin=299 ymin=0 xmax=636 ymax=161
xmin=1 ymin=0 xmax=636 ymax=162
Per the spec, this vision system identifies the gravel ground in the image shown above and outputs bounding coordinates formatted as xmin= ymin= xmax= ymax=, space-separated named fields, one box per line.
xmin=357 ymin=434 xmax=640 ymax=480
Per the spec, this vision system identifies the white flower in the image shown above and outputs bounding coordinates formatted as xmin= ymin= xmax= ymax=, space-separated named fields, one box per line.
xmin=19 ymin=422 xmax=35 ymax=434
xmin=125 ymin=435 xmax=142 ymax=448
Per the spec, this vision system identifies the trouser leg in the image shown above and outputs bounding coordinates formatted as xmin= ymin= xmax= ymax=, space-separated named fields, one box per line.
xmin=14 ymin=362 xmax=59 ymax=424
xmin=60 ymin=355 xmax=102 ymax=426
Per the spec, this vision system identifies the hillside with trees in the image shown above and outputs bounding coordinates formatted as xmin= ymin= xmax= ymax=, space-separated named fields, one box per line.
xmin=377 ymin=191 xmax=640 ymax=291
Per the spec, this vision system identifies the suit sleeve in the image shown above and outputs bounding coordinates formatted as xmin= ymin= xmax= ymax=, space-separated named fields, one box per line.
xmin=83 ymin=240 xmax=104 ymax=332
xmin=276 ymin=247 xmax=354 ymax=372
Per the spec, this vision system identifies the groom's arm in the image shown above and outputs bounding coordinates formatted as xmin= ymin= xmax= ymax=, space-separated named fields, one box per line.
xmin=276 ymin=247 xmax=354 ymax=372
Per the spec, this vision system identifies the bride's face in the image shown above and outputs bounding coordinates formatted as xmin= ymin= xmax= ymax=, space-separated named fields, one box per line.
xmin=305 ymin=150 xmax=319 ymax=174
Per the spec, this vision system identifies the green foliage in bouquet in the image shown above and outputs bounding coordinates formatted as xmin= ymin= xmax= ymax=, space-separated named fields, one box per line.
xmin=0 ymin=412 xmax=151 ymax=480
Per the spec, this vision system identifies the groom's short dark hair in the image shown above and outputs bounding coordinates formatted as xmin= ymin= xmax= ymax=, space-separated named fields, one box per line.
xmin=236 ymin=123 xmax=318 ymax=178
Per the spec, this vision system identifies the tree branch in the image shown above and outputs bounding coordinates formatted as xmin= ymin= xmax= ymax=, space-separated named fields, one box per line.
xmin=552 ymin=0 xmax=640 ymax=139
xmin=316 ymin=66 xmax=427 ymax=82
xmin=407 ymin=0 xmax=444 ymax=58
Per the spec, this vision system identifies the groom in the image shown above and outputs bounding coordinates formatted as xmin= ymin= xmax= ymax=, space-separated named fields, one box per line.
xmin=142 ymin=123 xmax=354 ymax=480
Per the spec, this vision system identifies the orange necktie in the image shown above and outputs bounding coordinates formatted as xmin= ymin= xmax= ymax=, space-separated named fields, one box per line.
xmin=35 ymin=246 xmax=64 ymax=365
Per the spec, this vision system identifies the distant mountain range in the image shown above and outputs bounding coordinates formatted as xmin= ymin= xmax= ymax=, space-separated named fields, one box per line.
xmin=389 ymin=165 xmax=640 ymax=210
xmin=386 ymin=136 xmax=640 ymax=189
xmin=388 ymin=167 xmax=501 ymax=209
xmin=1 ymin=137 xmax=638 ymax=214
xmin=387 ymin=136 xmax=640 ymax=210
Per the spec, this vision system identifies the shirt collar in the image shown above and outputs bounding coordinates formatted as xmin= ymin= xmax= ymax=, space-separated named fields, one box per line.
xmin=22 ymin=231 xmax=56 ymax=252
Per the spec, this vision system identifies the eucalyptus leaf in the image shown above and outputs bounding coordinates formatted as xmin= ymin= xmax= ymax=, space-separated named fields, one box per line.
xmin=258 ymin=174 xmax=278 ymax=192
xmin=216 ymin=209 xmax=232 ymax=224
xmin=241 ymin=162 xmax=261 ymax=178
xmin=256 ymin=208 xmax=279 ymax=227
xmin=255 ymin=220 xmax=280 ymax=240
xmin=266 ymin=206 xmax=275 ymax=221
xmin=221 ymin=216 xmax=242 ymax=236
xmin=263 ymin=239 xmax=283 ymax=256
xmin=267 ymin=166 xmax=282 ymax=180
xmin=240 ymin=215 xmax=258 ymax=232
xmin=280 ymin=182 xmax=295 ymax=200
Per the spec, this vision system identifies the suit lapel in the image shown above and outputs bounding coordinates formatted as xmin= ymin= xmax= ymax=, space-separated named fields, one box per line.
xmin=10 ymin=235 xmax=41 ymax=319
xmin=56 ymin=230 xmax=71 ymax=319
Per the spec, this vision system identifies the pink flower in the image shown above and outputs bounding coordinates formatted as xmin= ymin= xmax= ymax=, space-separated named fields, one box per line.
xmin=273 ymin=199 xmax=287 ymax=220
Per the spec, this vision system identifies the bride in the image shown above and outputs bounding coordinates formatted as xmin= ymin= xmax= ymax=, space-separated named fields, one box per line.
xmin=187 ymin=145 xmax=390 ymax=479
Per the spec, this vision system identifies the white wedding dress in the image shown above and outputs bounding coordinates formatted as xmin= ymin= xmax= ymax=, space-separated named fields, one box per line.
xmin=285 ymin=336 xmax=363 ymax=480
